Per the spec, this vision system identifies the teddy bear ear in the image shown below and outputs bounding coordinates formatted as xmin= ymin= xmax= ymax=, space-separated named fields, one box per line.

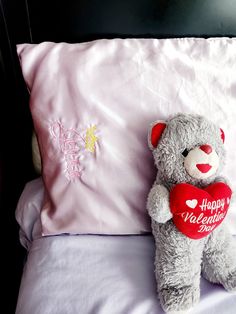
xmin=148 ymin=121 xmax=167 ymax=150
xmin=220 ymin=128 xmax=225 ymax=143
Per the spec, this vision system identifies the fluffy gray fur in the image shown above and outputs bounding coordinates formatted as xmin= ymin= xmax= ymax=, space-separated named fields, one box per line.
xmin=147 ymin=113 xmax=236 ymax=314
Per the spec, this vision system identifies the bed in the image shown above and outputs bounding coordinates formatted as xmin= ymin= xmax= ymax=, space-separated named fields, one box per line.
xmin=14 ymin=177 xmax=236 ymax=314
xmin=1 ymin=1 xmax=236 ymax=313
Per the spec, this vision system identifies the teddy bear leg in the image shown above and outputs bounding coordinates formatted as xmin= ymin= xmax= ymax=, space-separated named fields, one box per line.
xmin=202 ymin=223 xmax=236 ymax=292
xmin=153 ymin=221 xmax=205 ymax=314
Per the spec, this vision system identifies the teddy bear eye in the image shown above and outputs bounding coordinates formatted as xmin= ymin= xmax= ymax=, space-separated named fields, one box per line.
xmin=182 ymin=149 xmax=189 ymax=157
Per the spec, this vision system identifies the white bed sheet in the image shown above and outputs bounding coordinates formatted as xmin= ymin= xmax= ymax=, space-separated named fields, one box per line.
xmin=16 ymin=234 xmax=236 ymax=314
xmin=15 ymin=179 xmax=236 ymax=314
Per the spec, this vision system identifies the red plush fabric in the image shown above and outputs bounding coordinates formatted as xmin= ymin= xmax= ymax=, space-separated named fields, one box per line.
xmin=151 ymin=123 xmax=166 ymax=148
xmin=220 ymin=128 xmax=225 ymax=143
xmin=170 ymin=182 xmax=232 ymax=239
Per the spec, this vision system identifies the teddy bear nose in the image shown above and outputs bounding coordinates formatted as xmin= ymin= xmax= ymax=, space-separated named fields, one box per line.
xmin=200 ymin=144 xmax=212 ymax=154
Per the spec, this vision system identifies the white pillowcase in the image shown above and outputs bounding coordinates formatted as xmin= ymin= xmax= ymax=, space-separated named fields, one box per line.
xmin=17 ymin=38 xmax=236 ymax=236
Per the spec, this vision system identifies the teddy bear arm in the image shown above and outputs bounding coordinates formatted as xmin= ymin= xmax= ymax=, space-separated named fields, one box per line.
xmin=213 ymin=175 xmax=229 ymax=185
xmin=213 ymin=176 xmax=235 ymax=201
xmin=147 ymin=184 xmax=173 ymax=223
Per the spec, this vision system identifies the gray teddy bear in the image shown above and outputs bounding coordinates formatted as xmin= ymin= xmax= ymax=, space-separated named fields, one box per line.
xmin=147 ymin=113 xmax=236 ymax=314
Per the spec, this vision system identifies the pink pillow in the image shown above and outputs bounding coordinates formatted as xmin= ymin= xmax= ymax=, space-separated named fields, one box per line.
xmin=17 ymin=38 xmax=236 ymax=236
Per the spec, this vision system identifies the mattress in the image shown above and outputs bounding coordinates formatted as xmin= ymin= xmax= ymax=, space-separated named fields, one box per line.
xmin=15 ymin=179 xmax=236 ymax=314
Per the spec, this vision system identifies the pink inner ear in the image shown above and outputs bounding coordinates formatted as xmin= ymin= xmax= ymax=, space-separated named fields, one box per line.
xmin=151 ymin=123 xmax=166 ymax=148
xmin=220 ymin=128 xmax=225 ymax=143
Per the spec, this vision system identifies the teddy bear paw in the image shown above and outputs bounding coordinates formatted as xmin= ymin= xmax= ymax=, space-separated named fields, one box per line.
xmin=223 ymin=269 xmax=236 ymax=292
xmin=160 ymin=286 xmax=199 ymax=314
xmin=166 ymin=309 xmax=193 ymax=314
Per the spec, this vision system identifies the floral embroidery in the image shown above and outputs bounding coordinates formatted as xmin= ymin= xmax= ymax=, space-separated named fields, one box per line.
xmin=85 ymin=125 xmax=98 ymax=153
xmin=50 ymin=122 xmax=98 ymax=181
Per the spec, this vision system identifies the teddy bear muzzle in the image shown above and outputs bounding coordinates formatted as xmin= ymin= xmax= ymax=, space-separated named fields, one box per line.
xmin=184 ymin=144 xmax=219 ymax=179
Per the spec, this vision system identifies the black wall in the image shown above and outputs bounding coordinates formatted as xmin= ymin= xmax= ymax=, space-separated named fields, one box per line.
xmin=0 ymin=1 xmax=35 ymax=313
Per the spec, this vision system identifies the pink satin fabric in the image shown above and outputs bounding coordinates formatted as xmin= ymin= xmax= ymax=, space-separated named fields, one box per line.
xmin=17 ymin=38 xmax=236 ymax=235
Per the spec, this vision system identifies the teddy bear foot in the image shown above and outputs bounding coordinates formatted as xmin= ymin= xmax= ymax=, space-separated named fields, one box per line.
xmin=222 ymin=269 xmax=236 ymax=292
xmin=160 ymin=286 xmax=198 ymax=314
xmin=166 ymin=309 xmax=193 ymax=314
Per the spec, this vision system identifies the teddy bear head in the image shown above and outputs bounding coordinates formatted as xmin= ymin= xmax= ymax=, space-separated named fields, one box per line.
xmin=148 ymin=113 xmax=225 ymax=187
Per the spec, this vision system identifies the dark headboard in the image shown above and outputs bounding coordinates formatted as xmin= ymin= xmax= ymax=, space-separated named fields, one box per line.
xmin=1 ymin=0 xmax=236 ymax=312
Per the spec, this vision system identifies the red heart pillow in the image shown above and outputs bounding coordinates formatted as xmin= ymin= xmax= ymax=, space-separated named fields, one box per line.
xmin=170 ymin=182 xmax=232 ymax=239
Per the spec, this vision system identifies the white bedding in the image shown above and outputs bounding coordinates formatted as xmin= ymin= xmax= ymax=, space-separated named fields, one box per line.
xmin=16 ymin=234 xmax=236 ymax=314
xmin=15 ymin=179 xmax=236 ymax=314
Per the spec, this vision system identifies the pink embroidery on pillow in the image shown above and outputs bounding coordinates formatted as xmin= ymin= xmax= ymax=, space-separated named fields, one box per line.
xmin=50 ymin=122 xmax=98 ymax=181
